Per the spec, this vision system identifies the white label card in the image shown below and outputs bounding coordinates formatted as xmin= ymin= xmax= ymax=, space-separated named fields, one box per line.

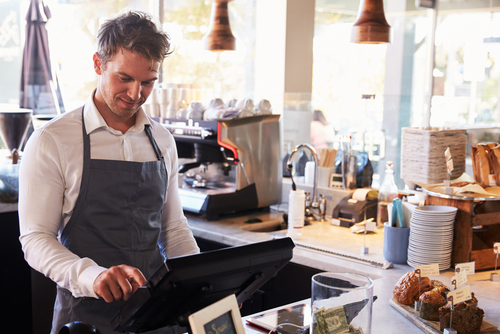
xmin=451 ymin=270 xmax=467 ymax=288
xmin=455 ymin=262 xmax=475 ymax=276
xmin=415 ymin=264 xmax=440 ymax=277
xmin=447 ymin=285 xmax=471 ymax=305
xmin=494 ymin=242 xmax=500 ymax=254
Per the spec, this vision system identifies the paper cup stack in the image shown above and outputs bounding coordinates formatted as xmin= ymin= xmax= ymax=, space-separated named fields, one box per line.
xmin=407 ymin=205 xmax=457 ymax=271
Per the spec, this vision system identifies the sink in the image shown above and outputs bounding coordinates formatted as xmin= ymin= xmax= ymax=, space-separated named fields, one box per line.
xmin=240 ymin=219 xmax=287 ymax=232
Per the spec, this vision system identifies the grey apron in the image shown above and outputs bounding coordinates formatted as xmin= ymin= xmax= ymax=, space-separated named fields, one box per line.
xmin=51 ymin=107 xmax=171 ymax=334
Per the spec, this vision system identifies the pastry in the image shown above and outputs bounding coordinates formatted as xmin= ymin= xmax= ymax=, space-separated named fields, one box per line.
xmin=430 ymin=279 xmax=449 ymax=291
xmin=393 ymin=272 xmax=432 ymax=305
xmin=419 ymin=289 xmax=447 ymax=321
xmin=438 ymin=301 xmax=484 ymax=334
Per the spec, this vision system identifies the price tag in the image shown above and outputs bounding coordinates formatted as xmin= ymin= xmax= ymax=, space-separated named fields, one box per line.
xmin=494 ymin=242 xmax=500 ymax=254
xmin=447 ymin=285 xmax=471 ymax=305
xmin=451 ymin=270 xmax=467 ymax=288
xmin=415 ymin=264 xmax=440 ymax=277
xmin=455 ymin=262 xmax=475 ymax=276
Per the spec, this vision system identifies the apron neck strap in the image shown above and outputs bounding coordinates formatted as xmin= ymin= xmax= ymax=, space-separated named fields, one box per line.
xmin=81 ymin=106 xmax=163 ymax=161
xmin=144 ymin=125 xmax=163 ymax=161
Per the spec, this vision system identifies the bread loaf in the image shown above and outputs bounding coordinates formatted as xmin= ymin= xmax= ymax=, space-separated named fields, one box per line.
xmin=438 ymin=301 xmax=484 ymax=334
xmin=393 ymin=272 xmax=432 ymax=305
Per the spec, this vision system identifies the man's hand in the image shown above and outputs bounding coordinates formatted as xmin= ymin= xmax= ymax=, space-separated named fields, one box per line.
xmin=93 ymin=264 xmax=146 ymax=303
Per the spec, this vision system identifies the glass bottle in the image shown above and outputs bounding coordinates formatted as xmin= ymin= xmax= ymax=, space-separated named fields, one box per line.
xmin=377 ymin=161 xmax=399 ymax=228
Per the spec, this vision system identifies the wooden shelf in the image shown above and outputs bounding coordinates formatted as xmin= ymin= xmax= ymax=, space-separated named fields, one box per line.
xmin=426 ymin=195 xmax=500 ymax=270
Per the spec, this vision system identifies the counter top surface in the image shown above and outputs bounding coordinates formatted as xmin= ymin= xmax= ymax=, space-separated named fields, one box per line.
xmin=186 ymin=211 xmax=500 ymax=334
xmin=0 ymin=202 xmax=17 ymax=213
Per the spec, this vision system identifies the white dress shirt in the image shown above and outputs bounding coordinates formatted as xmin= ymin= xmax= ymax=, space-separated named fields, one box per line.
xmin=19 ymin=90 xmax=199 ymax=298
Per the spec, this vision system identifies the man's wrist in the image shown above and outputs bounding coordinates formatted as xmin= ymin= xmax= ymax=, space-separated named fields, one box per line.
xmin=80 ymin=265 xmax=107 ymax=298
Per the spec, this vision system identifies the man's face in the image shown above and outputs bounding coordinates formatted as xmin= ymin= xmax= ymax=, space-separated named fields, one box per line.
xmin=93 ymin=48 xmax=159 ymax=124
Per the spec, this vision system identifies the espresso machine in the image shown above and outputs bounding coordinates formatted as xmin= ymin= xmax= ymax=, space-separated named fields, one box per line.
xmin=163 ymin=115 xmax=282 ymax=219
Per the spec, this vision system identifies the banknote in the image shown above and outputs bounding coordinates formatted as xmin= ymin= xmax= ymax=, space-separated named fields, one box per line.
xmin=323 ymin=306 xmax=349 ymax=333
xmin=313 ymin=307 xmax=329 ymax=334
xmin=347 ymin=325 xmax=363 ymax=334
xmin=313 ymin=306 xmax=350 ymax=334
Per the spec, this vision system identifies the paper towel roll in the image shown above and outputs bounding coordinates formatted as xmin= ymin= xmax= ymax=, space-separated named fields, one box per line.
xmin=288 ymin=189 xmax=305 ymax=240
xmin=304 ymin=161 xmax=315 ymax=185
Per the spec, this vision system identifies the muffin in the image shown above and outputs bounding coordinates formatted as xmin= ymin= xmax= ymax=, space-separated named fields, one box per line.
xmin=393 ymin=271 xmax=432 ymax=305
xmin=419 ymin=289 xmax=447 ymax=321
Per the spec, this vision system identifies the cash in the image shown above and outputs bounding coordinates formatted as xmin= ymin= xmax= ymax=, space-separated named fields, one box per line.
xmin=347 ymin=325 xmax=363 ymax=334
xmin=312 ymin=306 xmax=351 ymax=334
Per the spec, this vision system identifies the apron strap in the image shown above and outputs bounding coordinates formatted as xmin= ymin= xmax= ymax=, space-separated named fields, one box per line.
xmin=144 ymin=124 xmax=164 ymax=161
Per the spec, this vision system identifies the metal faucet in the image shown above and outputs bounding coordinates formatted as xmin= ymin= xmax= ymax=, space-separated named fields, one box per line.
xmin=287 ymin=143 xmax=322 ymax=221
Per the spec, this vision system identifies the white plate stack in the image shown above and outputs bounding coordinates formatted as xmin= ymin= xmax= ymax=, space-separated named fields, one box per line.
xmin=407 ymin=205 xmax=458 ymax=271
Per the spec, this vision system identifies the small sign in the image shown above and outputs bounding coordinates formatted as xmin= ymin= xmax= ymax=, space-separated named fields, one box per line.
xmin=188 ymin=294 xmax=245 ymax=334
xmin=447 ymin=286 xmax=472 ymax=305
xmin=415 ymin=264 xmax=440 ymax=277
xmin=451 ymin=270 xmax=467 ymax=288
xmin=494 ymin=242 xmax=500 ymax=254
xmin=455 ymin=262 xmax=475 ymax=276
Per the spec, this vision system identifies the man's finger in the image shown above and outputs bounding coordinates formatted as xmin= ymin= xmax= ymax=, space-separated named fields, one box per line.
xmin=98 ymin=285 xmax=114 ymax=303
xmin=128 ymin=277 xmax=141 ymax=295
xmin=120 ymin=265 xmax=146 ymax=287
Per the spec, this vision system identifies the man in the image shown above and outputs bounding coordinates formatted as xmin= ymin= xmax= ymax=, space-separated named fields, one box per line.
xmin=19 ymin=10 xmax=199 ymax=334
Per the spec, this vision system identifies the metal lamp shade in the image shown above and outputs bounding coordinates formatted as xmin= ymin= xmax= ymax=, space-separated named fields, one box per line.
xmin=351 ymin=0 xmax=391 ymax=44
xmin=203 ymin=0 xmax=236 ymax=51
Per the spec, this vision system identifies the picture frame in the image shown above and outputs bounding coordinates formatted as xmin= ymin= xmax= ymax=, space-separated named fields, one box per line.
xmin=188 ymin=294 xmax=245 ymax=334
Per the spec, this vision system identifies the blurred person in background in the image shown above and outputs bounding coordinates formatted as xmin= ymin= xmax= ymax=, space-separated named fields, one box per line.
xmin=310 ymin=109 xmax=335 ymax=151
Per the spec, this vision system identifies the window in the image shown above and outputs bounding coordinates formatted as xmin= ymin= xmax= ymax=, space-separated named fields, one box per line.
xmin=313 ymin=1 xmax=500 ymax=187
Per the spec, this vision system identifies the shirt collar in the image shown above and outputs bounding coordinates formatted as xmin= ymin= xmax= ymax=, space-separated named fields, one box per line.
xmin=83 ymin=88 xmax=152 ymax=135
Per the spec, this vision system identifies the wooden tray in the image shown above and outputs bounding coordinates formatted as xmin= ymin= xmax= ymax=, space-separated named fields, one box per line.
xmin=390 ymin=298 xmax=498 ymax=333
xmin=389 ymin=298 xmax=440 ymax=334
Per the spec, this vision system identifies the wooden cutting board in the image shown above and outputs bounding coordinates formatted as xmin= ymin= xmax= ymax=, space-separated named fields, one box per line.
xmin=389 ymin=298 xmax=499 ymax=334
xmin=389 ymin=298 xmax=441 ymax=334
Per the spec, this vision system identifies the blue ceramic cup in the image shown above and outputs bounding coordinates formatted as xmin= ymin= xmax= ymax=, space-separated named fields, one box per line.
xmin=383 ymin=222 xmax=410 ymax=264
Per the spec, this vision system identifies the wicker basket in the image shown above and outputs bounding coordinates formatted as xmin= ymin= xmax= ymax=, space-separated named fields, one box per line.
xmin=401 ymin=127 xmax=467 ymax=184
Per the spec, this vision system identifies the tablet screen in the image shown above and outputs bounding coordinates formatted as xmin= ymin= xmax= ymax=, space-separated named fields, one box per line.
xmin=246 ymin=303 xmax=311 ymax=334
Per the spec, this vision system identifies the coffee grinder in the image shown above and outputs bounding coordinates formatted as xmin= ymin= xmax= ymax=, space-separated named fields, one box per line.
xmin=0 ymin=109 xmax=33 ymax=202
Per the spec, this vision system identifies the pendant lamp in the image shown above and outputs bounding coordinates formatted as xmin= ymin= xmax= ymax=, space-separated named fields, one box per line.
xmin=203 ymin=0 xmax=236 ymax=51
xmin=351 ymin=0 xmax=391 ymax=44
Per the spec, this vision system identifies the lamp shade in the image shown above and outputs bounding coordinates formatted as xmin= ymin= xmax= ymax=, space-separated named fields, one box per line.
xmin=351 ymin=0 xmax=391 ymax=44
xmin=203 ymin=0 xmax=236 ymax=51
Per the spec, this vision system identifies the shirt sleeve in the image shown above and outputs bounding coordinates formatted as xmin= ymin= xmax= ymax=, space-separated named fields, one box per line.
xmin=18 ymin=129 xmax=105 ymax=298
xmin=157 ymin=132 xmax=200 ymax=259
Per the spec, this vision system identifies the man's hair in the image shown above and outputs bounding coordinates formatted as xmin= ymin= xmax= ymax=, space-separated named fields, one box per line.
xmin=96 ymin=10 xmax=173 ymax=68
